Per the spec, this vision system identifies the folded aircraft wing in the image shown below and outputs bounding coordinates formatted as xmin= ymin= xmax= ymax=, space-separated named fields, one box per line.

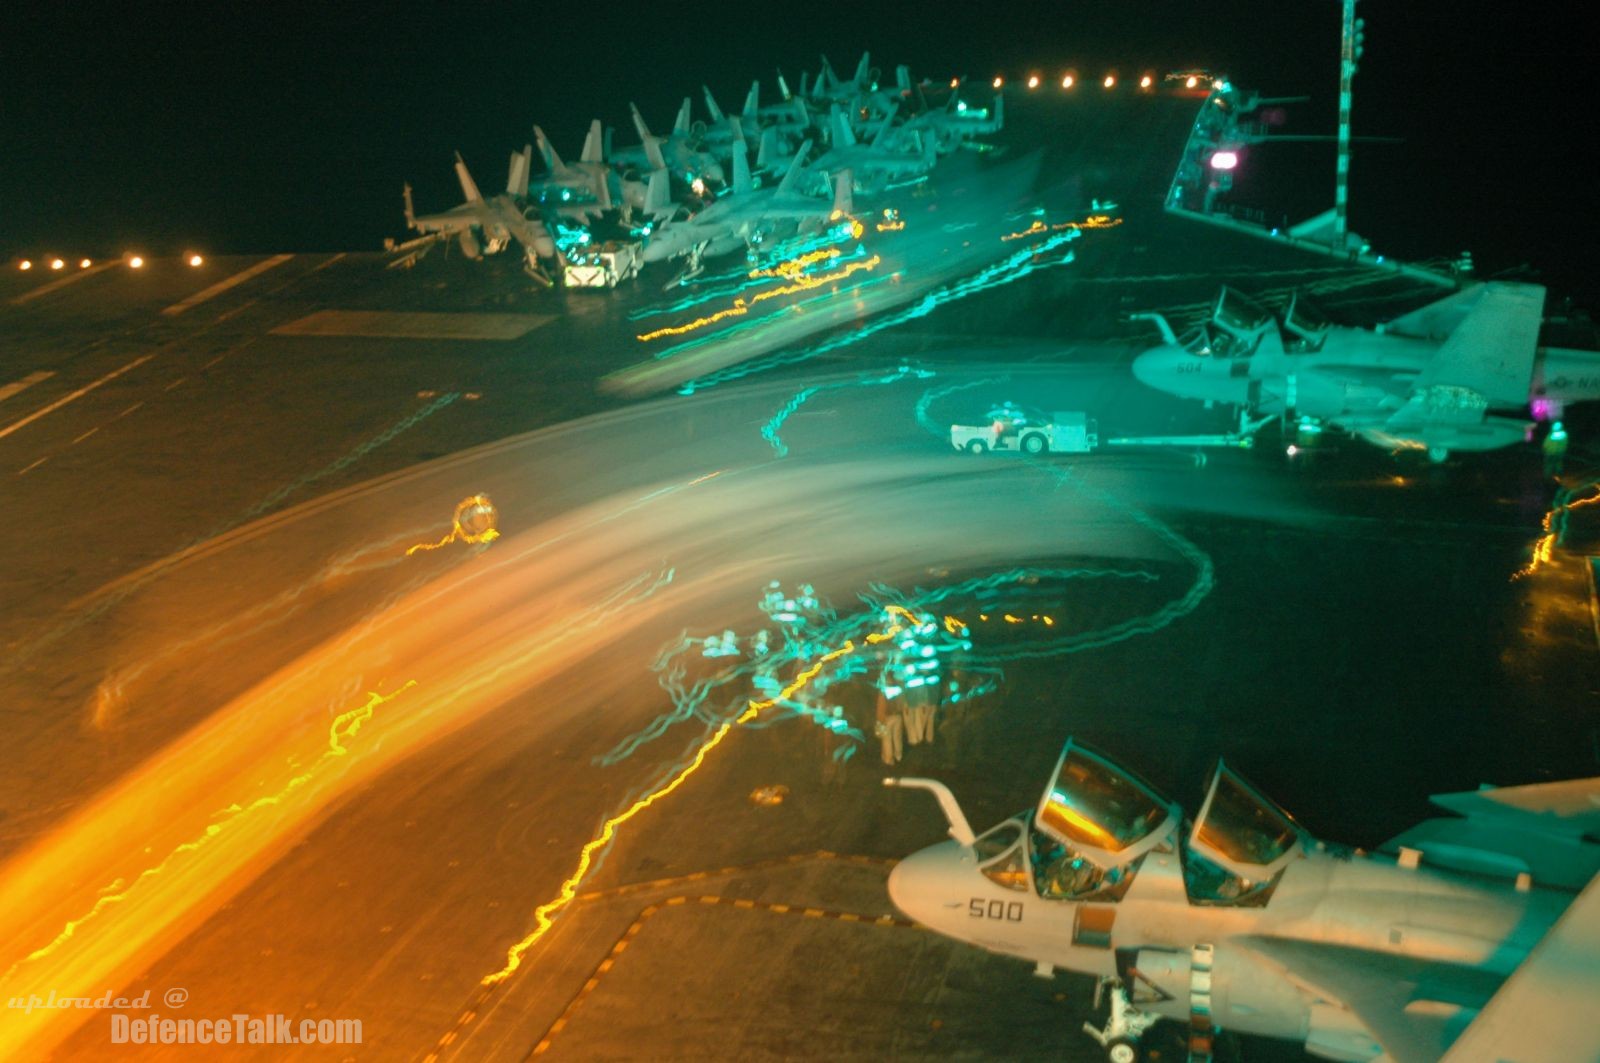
xmin=1439 ymin=872 xmax=1600 ymax=1063
xmin=1385 ymin=776 xmax=1600 ymax=890
xmin=1414 ymin=281 xmax=1544 ymax=407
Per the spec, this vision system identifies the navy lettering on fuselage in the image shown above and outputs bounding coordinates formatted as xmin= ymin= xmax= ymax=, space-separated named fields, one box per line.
xmin=1176 ymin=361 xmax=1204 ymax=374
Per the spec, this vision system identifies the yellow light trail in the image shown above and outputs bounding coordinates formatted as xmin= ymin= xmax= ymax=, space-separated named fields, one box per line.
xmin=479 ymin=605 xmax=924 ymax=987
xmin=636 ymin=255 xmax=882 ymax=342
xmin=9 ymin=681 xmax=419 ymax=975
xmin=1513 ymin=487 xmax=1600 ymax=579
xmin=1001 ymin=214 xmax=1122 ymax=242
xmin=748 ymin=247 xmax=840 ymax=280
xmin=407 ymin=494 xmax=501 ymax=556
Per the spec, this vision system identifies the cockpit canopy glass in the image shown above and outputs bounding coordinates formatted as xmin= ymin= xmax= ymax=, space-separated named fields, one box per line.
xmin=1035 ymin=741 xmax=1173 ymax=867
xmin=1190 ymin=762 xmax=1302 ymax=876
xmin=1212 ymin=286 xmax=1274 ymax=338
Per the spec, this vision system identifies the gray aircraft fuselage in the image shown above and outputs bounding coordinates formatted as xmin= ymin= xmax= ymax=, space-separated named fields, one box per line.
xmin=891 ymin=812 xmax=1568 ymax=1060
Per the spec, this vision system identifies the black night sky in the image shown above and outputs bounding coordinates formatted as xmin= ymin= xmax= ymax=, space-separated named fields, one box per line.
xmin=2 ymin=1 xmax=1594 ymax=304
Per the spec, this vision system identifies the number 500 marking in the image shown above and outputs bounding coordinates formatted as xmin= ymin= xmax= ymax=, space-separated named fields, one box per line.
xmin=969 ymin=898 xmax=1023 ymax=922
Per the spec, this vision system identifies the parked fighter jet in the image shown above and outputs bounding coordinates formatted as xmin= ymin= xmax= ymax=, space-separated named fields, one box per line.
xmin=810 ymin=104 xmax=937 ymax=192
xmin=750 ymin=75 xmax=813 ymax=135
xmin=899 ymin=92 xmax=1006 ymax=153
xmin=612 ymin=100 xmax=726 ymax=188
xmin=696 ymin=83 xmax=756 ymax=146
xmin=888 ymin=739 xmax=1600 ymax=1063
xmin=530 ymin=121 xmax=616 ymax=220
xmin=402 ymin=150 xmax=558 ymax=282
xmin=639 ymin=139 xmax=850 ymax=278
xmin=807 ymin=52 xmax=875 ymax=106
xmin=1130 ymin=283 xmax=1600 ymax=462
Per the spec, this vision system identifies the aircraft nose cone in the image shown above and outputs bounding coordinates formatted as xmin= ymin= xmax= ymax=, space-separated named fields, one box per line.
xmin=1131 ymin=345 xmax=1183 ymax=389
xmin=887 ymin=840 xmax=966 ymax=926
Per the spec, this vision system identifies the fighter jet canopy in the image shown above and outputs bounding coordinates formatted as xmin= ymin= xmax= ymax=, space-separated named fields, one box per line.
xmin=1035 ymin=740 xmax=1178 ymax=870
xmin=1188 ymin=761 xmax=1304 ymax=879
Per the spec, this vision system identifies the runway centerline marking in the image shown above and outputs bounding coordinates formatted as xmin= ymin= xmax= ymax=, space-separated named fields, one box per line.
xmin=160 ymin=254 xmax=293 ymax=317
xmin=0 ymin=371 xmax=55 ymax=405
xmin=0 ymin=355 xmax=155 ymax=442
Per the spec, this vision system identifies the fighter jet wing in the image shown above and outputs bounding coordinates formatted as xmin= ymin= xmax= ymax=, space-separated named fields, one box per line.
xmin=1440 ymin=871 xmax=1600 ymax=1063
xmin=1235 ymin=936 xmax=1495 ymax=1063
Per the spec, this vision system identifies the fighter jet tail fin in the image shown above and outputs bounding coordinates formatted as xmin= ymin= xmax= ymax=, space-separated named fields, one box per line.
xmin=742 ymin=80 xmax=760 ymax=122
xmin=831 ymin=106 xmax=857 ymax=149
xmin=453 ymin=152 xmax=484 ymax=203
xmin=777 ymin=139 xmax=812 ymax=196
xmin=673 ymin=97 xmax=693 ymax=135
xmin=870 ymin=102 xmax=900 ymax=150
xmin=831 ymin=169 xmax=853 ymax=218
xmin=799 ymin=70 xmax=811 ymax=100
xmin=757 ymin=127 xmax=779 ymax=171
xmin=896 ymin=64 xmax=912 ymax=93
xmin=630 ymin=102 xmax=654 ymax=142
xmin=731 ymin=136 xmax=753 ymax=196
xmin=994 ymin=92 xmax=1005 ymax=130
xmin=402 ymin=182 xmax=417 ymax=229
xmin=702 ymin=85 xmax=726 ymax=124
xmin=507 ymin=145 xmax=531 ymax=198
xmin=533 ymin=126 xmax=565 ymax=175
xmin=643 ymin=135 xmax=668 ymax=172
xmin=643 ymin=167 xmax=672 ymax=217
xmin=777 ymin=69 xmax=792 ymax=101
xmin=581 ymin=119 xmax=605 ymax=164
xmin=853 ymin=51 xmax=871 ymax=88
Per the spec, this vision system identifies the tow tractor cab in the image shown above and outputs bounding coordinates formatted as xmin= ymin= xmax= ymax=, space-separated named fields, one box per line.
xmin=949 ymin=404 xmax=1099 ymax=455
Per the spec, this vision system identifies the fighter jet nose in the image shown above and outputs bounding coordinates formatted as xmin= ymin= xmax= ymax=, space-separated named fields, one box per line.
xmin=887 ymin=840 xmax=968 ymax=926
xmin=1131 ymin=345 xmax=1182 ymax=388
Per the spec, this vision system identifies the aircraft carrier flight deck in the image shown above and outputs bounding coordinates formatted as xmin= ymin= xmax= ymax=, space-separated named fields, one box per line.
xmin=2 ymin=67 xmax=1597 ymax=1063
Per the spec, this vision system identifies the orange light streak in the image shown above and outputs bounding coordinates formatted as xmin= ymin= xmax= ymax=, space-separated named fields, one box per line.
xmin=636 ymin=255 xmax=882 ymax=342
xmin=1001 ymin=214 xmax=1121 ymax=241
xmin=1513 ymin=487 xmax=1600 ymax=579
xmin=10 ymin=681 xmax=419 ymax=973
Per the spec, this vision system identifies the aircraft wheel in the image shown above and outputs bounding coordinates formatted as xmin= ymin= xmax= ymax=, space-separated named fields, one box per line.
xmin=1021 ymin=433 xmax=1047 ymax=455
xmin=1106 ymin=1039 xmax=1139 ymax=1063
xmin=966 ymin=440 xmax=988 ymax=455
xmin=1427 ymin=446 xmax=1449 ymax=464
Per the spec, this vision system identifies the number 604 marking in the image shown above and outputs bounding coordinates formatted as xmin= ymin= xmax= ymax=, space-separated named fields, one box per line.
xmin=968 ymin=898 xmax=1023 ymax=921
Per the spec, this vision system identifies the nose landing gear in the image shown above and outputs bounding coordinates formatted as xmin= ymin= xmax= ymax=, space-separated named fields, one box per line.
xmin=1082 ymin=978 xmax=1159 ymax=1062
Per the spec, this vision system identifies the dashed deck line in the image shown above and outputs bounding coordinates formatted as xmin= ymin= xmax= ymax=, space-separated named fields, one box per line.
xmin=523 ymin=894 xmax=920 ymax=1058
xmin=421 ymin=852 xmax=903 ymax=1063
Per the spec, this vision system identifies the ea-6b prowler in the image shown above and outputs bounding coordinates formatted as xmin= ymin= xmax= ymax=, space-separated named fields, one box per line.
xmin=1130 ymin=282 xmax=1600 ymax=462
xmin=887 ymin=739 xmax=1600 ymax=1062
